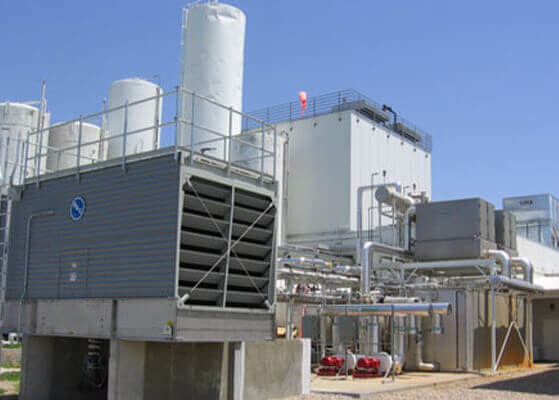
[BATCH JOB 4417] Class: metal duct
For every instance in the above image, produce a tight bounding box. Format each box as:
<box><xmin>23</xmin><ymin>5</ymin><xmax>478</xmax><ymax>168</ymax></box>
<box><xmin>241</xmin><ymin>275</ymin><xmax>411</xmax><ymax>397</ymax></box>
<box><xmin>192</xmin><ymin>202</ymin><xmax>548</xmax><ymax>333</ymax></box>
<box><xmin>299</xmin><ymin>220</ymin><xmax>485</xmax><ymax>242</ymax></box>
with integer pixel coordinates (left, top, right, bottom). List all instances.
<box><xmin>322</xmin><ymin>302</ymin><xmax>452</xmax><ymax>317</ymax></box>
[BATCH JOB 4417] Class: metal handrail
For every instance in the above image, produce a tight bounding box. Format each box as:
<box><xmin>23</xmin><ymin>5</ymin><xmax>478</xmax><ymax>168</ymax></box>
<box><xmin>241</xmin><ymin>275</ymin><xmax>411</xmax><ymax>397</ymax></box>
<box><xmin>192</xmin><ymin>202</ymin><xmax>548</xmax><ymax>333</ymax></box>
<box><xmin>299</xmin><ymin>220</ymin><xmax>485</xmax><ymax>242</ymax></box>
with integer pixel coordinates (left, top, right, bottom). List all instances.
<box><xmin>17</xmin><ymin>85</ymin><xmax>278</xmax><ymax>188</ymax></box>
<box><xmin>246</xmin><ymin>88</ymin><xmax>433</xmax><ymax>153</ymax></box>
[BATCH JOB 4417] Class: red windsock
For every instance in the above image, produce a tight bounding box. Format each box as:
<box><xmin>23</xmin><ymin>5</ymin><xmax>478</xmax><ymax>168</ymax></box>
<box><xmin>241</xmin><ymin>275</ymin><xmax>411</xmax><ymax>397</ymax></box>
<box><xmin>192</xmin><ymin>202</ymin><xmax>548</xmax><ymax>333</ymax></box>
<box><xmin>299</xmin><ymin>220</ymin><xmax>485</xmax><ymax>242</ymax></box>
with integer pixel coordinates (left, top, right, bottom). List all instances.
<box><xmin>298</xmin><ymin>91</ymin><xmax>307</xmax><ymax>116</ymax></box>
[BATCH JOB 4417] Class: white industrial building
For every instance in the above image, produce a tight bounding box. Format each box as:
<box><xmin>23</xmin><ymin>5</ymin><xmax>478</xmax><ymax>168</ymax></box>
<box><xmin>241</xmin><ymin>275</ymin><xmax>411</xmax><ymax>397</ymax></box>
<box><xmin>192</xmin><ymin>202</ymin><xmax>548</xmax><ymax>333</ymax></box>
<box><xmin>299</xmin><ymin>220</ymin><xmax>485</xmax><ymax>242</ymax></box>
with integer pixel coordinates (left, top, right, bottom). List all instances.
<box><xmin>250</xmin><ymin>90</ymin><xmax>432</xmax><ymax>251</ymax></box>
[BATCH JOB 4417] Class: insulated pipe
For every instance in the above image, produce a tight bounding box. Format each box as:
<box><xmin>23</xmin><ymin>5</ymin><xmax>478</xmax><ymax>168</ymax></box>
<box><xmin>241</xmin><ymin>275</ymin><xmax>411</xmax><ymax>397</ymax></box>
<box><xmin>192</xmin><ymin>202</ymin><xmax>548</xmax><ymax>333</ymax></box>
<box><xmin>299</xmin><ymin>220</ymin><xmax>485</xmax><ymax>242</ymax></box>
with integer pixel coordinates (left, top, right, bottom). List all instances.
<box><xmin>356</xmin><ymin>182</ymin><xmax>401</xmax><ymax>263</ymax></box>
<box><xmin>393</xmin><ymin>316</ymin><xmax>407</xmax><ymax>371</ymax></box>
<box><xmin>404</xmin><ymin>205</ymin><xmax>415</xmax><ymax>251</ymax></box>
<box><xmin>416</xmin><ymin>317</ymin><xmax>438</xmax><ymax>371</ymax></box>
<box><xmin>489</xmin><ymin>275</ymin><xmax>543</xmax><ymax>294</ymax></box>
<box><xmin>485</xmin><ymin>249</ymin><xmax>511</xmax><ymax>278</ymax></box>
<box><xmin>322</xmin><ymin>302</ymin><xmax>452</xmax><ymax>317</ymax></box>
<box><xmin>361</xmin><ymin>241</ymin><xmax>409</xmax><ymax>299</ymax></box>
<box><xmin>18</xmin><ymin>209</ymin><xmax>55</xmax><ymax>335</ymax></box>
<box><xmin>371</xmin><ymin>316</ymin><xmax>380</xmax><ymax>353</ymax></box>
<box><xmin>383</xmin><ymin>296</ymin><xmax>420</xmax><ymax>304</ymax></box>
<box><xmin>510</xmin><ymin>257</ymin><xmax>534</xmax><ymax>283</ymax></box>
<box><xmin>278</xmin><ymin>257</ymin><xmax>329</xmax><ymax>266</ymax></box>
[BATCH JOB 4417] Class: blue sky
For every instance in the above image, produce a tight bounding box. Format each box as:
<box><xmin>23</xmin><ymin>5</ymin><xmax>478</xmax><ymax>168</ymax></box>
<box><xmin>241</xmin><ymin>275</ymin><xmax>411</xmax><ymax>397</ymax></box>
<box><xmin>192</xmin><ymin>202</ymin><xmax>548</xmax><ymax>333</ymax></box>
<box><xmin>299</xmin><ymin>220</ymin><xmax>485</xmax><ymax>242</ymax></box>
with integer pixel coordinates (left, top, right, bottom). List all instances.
<box><xmin>1</xmin><ymin>1</ymin><xmax>558</xmax><ymax>206</ymax></box>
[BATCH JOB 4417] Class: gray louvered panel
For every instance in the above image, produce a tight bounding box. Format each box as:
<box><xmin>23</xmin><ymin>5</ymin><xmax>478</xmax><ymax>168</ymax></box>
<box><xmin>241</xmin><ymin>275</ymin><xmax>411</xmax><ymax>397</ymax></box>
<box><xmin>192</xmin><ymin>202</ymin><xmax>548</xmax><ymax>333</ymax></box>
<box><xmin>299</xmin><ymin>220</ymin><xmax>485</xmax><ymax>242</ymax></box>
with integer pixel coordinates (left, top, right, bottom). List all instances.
<box><xmin>181</xmin><ymin>231</ymin><xmax>270</xmax><ymax>258</ymax></box>
<box><xmin>233</xmin><ymin>205</ymin><xmax>274</xmax><ymax>228</ymax></box>
<box><xmin>179</xmin><ymin>286</ymin><xmax>266</xmax><ymax>305</ymax></box>
<box><xmin>183</xmin><ymin>193</ymin><xmax>230</xmax><ymax>219</ymax></box>
<box><xmin>184</xmin><ymin>177</ymin><xmax>230</xmax><ymax>201</ymax></box>
<box><xmin>179</xmin><ymin>249</ymin><xmax>268</xmax><ymax>274</ymax></box>
<box><xmin>182</xmin><ymin>212</ymin><xmax>273</xmax><ymax>244</ymax></box>
<box><xmin>178</xmin><ymin>268</ymin><xmax>268</xmax><ymax>289</ymax></box>
<box><xmin>235</xmin><ymin>189</ymin><xmax>272</xmax><ymax>211</ymax></box>
<box><xmin>181</xmin><ymin>231</ymin><xmax>227</xmax><ymax>253</ymax></box>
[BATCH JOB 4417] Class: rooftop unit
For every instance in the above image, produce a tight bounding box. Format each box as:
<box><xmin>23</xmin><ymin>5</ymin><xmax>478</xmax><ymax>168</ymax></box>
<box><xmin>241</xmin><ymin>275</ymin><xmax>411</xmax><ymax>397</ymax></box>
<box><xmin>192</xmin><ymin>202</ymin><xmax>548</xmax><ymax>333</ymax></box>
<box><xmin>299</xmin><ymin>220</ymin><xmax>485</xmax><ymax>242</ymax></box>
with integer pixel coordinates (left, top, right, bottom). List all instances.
<box><xmin>503</xmin><ymin>193</ymin><xmax>559</xmax><ymax>249</ymax></box>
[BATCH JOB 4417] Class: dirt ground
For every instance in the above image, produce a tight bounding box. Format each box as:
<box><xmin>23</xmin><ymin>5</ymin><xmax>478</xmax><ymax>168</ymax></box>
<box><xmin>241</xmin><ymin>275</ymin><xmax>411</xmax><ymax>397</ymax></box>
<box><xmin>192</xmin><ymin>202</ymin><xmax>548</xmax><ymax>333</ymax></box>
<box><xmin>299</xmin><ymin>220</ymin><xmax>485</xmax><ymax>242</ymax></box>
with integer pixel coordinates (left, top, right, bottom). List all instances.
<box><xmin>285</xmin><ymin>364</ymin><xmax>559</xmax><ymax>400</ymax></box>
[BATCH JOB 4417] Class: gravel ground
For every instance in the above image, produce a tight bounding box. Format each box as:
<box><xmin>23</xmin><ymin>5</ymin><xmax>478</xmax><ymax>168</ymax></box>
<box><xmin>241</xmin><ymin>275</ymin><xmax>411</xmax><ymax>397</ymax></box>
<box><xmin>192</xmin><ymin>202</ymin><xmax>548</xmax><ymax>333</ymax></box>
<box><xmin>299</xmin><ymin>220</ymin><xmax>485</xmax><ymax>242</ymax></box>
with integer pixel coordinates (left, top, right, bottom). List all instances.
<box><xmin>282</xmin><ymin>365</ymin><xmax>559</xmax><ymax>400</ymax></box>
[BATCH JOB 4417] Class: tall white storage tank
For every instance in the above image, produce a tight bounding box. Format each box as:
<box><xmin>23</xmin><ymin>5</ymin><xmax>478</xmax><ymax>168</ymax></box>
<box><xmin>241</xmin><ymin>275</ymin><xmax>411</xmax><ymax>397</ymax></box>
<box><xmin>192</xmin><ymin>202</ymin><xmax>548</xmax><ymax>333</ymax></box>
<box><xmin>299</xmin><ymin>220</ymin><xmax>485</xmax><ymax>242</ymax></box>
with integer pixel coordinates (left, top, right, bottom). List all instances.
<box><xmin>106</xmin><ymin>78</ymin><xmax>162</xmax><ymax>159</ymax></box>
<box><xmin>0</xmin><ymin>102</ymin><xmax>50</xmax><ymax>187</ymax></box>
<box><xmin>180</xmin><ymin>2</ymin><xmax>246</xmax><ymax>158</ymax></box>
<box><xmin>46</xmin><ymin>121</ymin><xmax>101</xmax><ymax>172</ymax></box>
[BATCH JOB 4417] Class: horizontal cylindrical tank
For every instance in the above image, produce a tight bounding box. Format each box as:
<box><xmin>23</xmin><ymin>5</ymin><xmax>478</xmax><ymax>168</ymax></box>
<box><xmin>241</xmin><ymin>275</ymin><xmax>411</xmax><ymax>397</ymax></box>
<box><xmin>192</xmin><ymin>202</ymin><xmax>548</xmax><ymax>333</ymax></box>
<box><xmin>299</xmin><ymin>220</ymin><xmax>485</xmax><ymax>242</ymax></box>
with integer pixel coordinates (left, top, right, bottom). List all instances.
<box><xmin>375</xmin><ymin>186</ymin><xmax>414</xmax><ymax>210</ymax></box>
<box><xmin>47</xmin><ymin>121</ymin><xmax>102</xmax><ymax>172</ymax></box>
<box><xmin>0</xmin><ymin>102</ymin><xmax>50</xmax><ymax>187</ymax></box>
<box><xmin>180</xmin><ymin>2</ymin><xmax>246</xmax><ymax>158</ymax></box>
<box><xmin>106</xmin><ymin>78</ymin><xmax>162</xmax><ymax>159</ymax></box>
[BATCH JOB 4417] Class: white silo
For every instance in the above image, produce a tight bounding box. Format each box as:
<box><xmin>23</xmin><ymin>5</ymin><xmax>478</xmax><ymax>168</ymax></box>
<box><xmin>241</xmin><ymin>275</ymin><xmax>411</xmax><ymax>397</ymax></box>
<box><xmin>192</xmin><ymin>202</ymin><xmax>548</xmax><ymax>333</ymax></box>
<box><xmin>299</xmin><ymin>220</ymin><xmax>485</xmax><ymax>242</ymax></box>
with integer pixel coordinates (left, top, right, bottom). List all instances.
<box><xmin>106</xmin><ymin>78</ymin><xmax>162</xmax><ymax>159</ymax></box>
<box><xmin>0</xmin><ymin>102</ymin><xmax>50</xmax><ymax>187</ymax></box>
<box><xmin>180</xmin><ymin>1</ymin><xmax>246</xmax><ymax>158</ymax></box>
<box><xmin>47</xmin><ymin>121</ymin><xmax>102</xmax><ymax>172</ymax></box>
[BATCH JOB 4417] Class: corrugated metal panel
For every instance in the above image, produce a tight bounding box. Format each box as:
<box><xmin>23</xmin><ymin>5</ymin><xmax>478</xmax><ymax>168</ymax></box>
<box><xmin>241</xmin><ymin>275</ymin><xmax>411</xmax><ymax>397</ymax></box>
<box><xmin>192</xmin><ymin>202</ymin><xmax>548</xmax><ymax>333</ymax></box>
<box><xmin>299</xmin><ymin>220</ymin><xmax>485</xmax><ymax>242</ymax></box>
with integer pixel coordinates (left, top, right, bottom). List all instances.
<box><xmin>6</xmin><ymin>154</ymin><xmax>180</xmax><ymax>299</ymax></box>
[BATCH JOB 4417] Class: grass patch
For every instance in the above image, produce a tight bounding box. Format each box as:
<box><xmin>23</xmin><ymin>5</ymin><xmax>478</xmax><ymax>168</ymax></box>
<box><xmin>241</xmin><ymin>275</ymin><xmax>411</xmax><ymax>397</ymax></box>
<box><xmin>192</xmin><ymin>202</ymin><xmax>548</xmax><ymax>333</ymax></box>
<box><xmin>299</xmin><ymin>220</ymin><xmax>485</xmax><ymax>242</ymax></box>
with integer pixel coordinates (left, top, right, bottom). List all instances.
<box><xmin>0</xmin><ymin>388</ymin><xmax>5</xmax><ymax>394</ymax></box>
<box><xmin>0</xmin><ymin>371</ymin><xmax>20</xmax><ymax>381</ymax></box>
<box><xmin>0</xmin><ymin>361</ymin><xmax>20</xmax><ymax>368</ymax></box>
<box><xmin>1</xmin><ymin>343</ymin><xmax>21</xmax><ymax>349</ymax></box>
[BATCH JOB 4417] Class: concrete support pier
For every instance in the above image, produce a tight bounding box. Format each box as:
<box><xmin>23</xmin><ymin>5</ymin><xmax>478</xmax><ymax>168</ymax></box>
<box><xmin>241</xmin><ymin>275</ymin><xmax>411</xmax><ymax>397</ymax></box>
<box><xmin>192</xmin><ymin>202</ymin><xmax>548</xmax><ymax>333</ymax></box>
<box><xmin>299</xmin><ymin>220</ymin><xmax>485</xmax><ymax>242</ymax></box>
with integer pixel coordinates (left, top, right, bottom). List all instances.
<box><xmin>20</xmin><ymin>335</ymin><xmax>311</xmax><ymax>400</ymax></box>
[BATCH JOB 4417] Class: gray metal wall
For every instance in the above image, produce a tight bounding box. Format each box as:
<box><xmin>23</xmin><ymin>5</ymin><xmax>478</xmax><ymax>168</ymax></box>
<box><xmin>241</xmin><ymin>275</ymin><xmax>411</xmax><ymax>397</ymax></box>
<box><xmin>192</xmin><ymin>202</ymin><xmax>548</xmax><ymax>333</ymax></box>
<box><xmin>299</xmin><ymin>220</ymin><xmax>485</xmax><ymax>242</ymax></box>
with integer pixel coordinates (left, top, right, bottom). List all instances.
<box><xmin>6</xmin><ymin>154</ymin><xmax>180</xmax><ymax>299</ymax></box>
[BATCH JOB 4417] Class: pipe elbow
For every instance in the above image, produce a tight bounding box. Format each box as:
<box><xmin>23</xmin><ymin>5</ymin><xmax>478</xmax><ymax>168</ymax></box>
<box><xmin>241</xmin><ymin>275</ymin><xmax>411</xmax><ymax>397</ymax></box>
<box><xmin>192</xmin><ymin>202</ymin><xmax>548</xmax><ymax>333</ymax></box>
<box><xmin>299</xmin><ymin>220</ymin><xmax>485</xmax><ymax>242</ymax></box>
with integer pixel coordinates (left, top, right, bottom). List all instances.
<box><xmin>511</xmin><ymin>257</ymin><xmax>534</xmax><ymax>283</ymax></box>
<box><xmin>485</xmin><ymin>249</ymin><xmax>511</xmax><ymax>277</ymax></box>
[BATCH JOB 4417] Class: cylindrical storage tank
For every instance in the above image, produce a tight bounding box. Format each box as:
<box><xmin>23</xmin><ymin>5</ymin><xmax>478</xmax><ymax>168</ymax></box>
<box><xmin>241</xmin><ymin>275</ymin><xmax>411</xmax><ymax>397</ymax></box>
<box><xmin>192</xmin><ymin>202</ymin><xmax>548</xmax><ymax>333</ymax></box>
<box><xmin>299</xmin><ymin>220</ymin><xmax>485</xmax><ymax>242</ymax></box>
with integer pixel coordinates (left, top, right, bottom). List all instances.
<box><xmin>0</xmin><ymin>102</ymin><xmax>50</xmax><ymax>187</ymax></box>
<box><xmin>180</xmin><ymin>2</ymin><xmax>246</xmax><ymax>158</ymax></box>
<box><xmin>47</xmin><ymin>121</ymin><xmax>102</xmax><ymax>172</ymax></box>
<box><xmin>106</xmin><ymin>78</ymin><xmax>162</xmax><ymax>159</ymax></box>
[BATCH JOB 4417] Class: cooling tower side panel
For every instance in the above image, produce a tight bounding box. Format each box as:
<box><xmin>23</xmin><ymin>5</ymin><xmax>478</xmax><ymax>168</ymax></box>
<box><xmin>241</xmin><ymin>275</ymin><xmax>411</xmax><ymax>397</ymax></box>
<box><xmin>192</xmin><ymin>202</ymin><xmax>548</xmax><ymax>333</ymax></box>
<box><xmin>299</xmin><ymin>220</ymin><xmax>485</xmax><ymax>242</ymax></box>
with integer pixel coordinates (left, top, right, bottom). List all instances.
<box><xmin>6</xmin><ymin>154</ymin><xmax>180</xmax><ymax>299</ymax></box>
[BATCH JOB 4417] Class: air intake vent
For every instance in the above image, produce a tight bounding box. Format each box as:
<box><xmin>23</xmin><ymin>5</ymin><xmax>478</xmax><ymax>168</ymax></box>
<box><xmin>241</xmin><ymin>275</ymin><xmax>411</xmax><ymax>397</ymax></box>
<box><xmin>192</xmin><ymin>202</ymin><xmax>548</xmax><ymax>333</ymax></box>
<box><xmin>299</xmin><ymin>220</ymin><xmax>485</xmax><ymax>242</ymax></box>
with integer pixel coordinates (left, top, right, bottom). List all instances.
<box><xmin>179</xmin><ymin>176</ymin><xmax>275</xmax><ymax>308</ymax></box>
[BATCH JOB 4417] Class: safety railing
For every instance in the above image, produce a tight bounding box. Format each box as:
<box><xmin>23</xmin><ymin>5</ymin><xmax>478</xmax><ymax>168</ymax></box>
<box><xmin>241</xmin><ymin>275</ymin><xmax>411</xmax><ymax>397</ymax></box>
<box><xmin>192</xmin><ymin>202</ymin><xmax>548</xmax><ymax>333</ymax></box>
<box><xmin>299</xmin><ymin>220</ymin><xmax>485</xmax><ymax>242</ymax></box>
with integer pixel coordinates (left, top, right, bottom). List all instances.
<box><xmin>246</xmin><ymin>88</ymin><xmax>432</xmax><ymax>153</ymax></box>
<box><xmin>17</xmin><ymin>86</ymin><xmax>277</xmax><ymax>189</ymax></box>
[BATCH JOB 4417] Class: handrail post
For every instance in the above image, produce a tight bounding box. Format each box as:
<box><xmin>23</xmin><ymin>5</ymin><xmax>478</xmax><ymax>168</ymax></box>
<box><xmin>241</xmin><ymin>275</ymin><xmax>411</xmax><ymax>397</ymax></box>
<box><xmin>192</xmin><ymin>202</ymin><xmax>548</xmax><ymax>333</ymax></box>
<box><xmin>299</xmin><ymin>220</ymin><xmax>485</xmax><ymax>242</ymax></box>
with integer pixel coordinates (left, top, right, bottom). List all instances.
<box><xmin>22</xmin><ymin>138</ymin><xmax>29</xmax><ymax>189</ymax></box>
<box><xmin>174</xmin><ymin>86</ymin><xmax>181</xmax><ymax>161</ymax></box>
<box><xmin>190</xmin><ymin>92</ymin><xmax>195</xmax><ymax>165</ymax></box>
<box><xmin>153</xmin><ymin>86</ymin><xmax>161</xmax><ymax>151</ymax></box>
<box><xmin>76</xmin><ymin>115</ymin><xmax>83</xmax><ymax>183</ymax></box>
<box><xmin>3</xmin><ymin>137</ymin><xmax>10</xmax><ymax>191</ymax></box>
<box><xmin>272</xmin><ymin>126</ymin><xmax>277</xmax><ymax>182</ymax></box>
<box><xmin>35</xmin><ymin>131</ymin><xmax>41</xmax><ymax>188</ymax></box>
<box><xmin>122</xmin><ymin>101</ymin><xmax>128</xmax><ymax>174</ymax></box>
<box><xmin>227</xmin><ymin>107</ymin><xmax>233</xmax><ymax>176</ymax></box>
<box><xmin>260</xmin><ymin>122</ymin><xmax>265</xmax><ymax>185</ymax></box>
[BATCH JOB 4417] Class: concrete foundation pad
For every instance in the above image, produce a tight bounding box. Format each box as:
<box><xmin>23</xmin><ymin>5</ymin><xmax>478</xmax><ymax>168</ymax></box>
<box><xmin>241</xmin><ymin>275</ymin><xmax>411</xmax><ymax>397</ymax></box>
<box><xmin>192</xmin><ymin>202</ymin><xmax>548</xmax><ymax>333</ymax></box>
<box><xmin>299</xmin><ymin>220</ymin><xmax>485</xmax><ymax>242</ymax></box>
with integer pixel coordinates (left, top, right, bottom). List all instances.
<box><xmin>311</xmin><ymin>372</ymin><xmax>481</xmax><ymax>398</ymax></box>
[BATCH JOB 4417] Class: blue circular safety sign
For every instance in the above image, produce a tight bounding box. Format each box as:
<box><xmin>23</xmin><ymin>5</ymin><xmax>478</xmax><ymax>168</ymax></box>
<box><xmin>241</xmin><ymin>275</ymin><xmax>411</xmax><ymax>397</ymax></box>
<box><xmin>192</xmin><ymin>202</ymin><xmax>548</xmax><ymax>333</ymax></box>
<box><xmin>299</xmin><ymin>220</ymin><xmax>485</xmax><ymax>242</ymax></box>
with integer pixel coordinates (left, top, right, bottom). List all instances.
<box><xmin>70</xmin><ymin>196</ymin><xmax>86</xmax><ymax>221</ymax></box>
